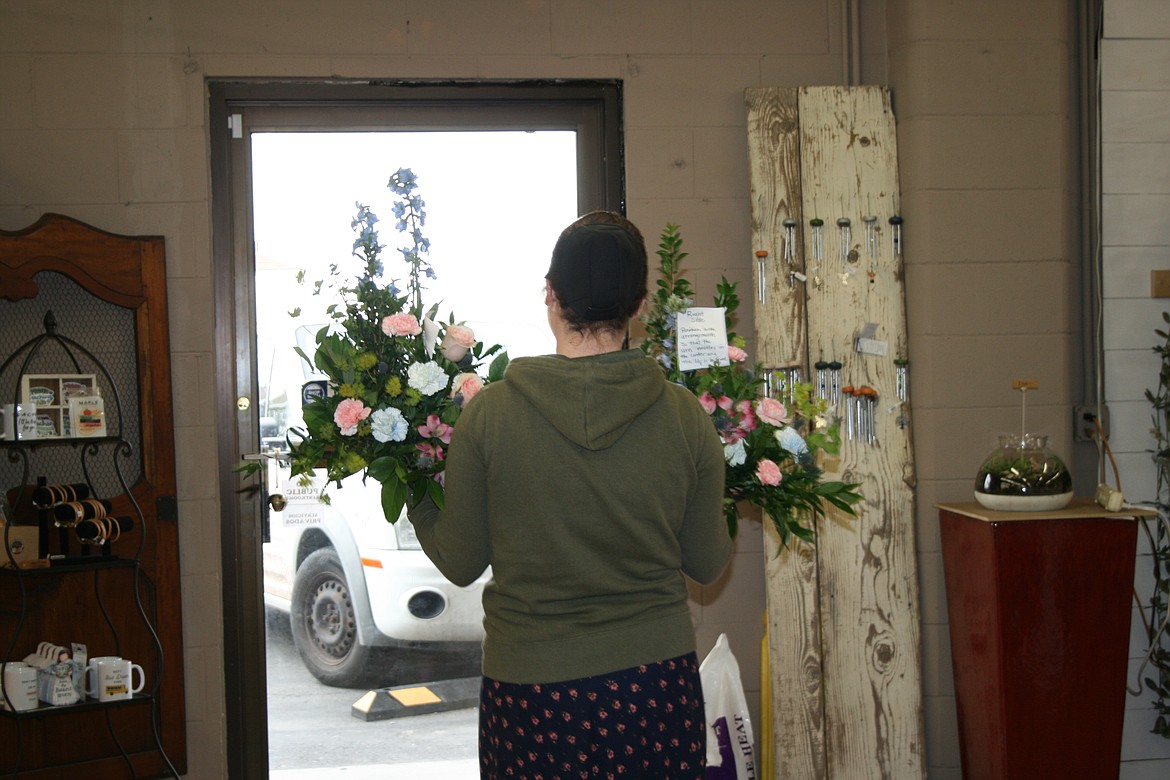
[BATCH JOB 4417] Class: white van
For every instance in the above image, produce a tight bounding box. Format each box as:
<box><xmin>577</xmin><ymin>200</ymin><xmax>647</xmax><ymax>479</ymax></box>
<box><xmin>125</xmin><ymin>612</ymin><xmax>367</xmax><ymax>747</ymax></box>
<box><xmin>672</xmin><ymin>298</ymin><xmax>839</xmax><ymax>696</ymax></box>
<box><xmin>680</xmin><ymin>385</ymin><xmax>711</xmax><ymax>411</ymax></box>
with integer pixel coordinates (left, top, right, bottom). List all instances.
<box><xmin>262</xmin><ymin>460</ymin><xmax>488</xmax><ymax>688</ymax></box>
<box><xmin>258</xmin><ymin>326</ymin><xmax>487</xmax><ymax>688</ymax></box>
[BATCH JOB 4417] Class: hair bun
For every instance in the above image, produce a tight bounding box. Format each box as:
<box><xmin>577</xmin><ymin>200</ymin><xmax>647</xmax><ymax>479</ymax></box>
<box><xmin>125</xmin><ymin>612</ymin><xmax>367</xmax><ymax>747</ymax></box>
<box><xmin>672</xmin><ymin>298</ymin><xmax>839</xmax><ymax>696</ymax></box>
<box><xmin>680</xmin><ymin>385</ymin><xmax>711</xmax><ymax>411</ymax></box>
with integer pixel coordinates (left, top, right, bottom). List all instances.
<box><xmin>546</xmin><ymin>214</ymin><xmax>648</xmax><ymax>323</ymax></box>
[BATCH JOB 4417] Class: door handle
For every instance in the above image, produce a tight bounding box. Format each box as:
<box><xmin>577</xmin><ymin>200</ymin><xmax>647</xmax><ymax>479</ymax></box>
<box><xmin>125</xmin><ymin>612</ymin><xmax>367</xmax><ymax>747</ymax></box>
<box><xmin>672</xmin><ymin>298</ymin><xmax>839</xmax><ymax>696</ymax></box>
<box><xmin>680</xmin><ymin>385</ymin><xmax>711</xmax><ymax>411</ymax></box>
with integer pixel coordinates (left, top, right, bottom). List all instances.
<box><xmin>242</xmin><ymin>449</ymin><xmax>286</xmax><ymax>543</ymax></box>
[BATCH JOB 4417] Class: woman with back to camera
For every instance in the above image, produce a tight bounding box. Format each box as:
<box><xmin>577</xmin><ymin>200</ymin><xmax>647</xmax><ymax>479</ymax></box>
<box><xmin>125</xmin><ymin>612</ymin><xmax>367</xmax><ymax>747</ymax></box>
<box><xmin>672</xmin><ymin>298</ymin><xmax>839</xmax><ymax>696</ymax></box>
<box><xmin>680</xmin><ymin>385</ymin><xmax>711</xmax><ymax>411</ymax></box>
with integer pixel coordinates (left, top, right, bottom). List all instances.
<box><xmin>408</xmin><ymin>210</ymin><xmax>733</xmax><ymax>779</ymax></box>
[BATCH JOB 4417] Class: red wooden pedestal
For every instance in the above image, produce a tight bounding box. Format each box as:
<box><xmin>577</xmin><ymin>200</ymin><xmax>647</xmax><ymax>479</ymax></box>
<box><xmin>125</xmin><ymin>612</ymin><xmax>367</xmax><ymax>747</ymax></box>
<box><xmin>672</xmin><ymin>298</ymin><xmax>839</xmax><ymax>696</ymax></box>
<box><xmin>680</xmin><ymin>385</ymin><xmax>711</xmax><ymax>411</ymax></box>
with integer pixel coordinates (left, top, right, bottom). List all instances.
<box><xmin>938</xmin><ymin>499</ymin><xmax>1148</xmax><ymax>780</ymax></box>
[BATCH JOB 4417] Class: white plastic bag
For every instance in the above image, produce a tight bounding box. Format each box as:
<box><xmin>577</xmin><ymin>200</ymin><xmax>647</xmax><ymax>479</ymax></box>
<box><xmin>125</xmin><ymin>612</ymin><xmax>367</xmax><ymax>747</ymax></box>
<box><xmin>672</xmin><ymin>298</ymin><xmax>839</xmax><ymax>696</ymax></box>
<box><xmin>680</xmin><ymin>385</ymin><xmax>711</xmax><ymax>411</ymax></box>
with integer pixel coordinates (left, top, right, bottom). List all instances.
<box><xmin>700</xmin><ymin>633</ymin><xmax>756</xmax><ymax>779</ymax></box>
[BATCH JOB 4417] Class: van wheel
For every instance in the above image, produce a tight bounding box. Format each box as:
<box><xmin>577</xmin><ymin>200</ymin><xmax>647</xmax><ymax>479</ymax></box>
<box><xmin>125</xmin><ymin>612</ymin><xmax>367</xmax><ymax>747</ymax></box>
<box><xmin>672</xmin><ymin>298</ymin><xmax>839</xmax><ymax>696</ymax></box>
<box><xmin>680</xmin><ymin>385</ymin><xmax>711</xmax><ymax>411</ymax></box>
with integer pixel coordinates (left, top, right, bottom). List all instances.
<box><xmin>290</xmin><ymin>547</ymin><xmax>376</xmax><ymax>688</ymax></box>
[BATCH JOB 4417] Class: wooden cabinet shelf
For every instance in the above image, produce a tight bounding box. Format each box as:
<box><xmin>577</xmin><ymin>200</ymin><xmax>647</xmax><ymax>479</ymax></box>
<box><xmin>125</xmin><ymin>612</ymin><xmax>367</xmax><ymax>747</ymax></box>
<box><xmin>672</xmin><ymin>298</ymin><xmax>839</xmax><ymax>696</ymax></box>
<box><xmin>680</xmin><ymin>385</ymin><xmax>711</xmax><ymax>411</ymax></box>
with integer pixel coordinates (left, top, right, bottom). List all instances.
<box><xmin>0</xmin><ymin>692</ymin><xmax>155</xmax><ymax>721</ymax></box>
<box><xmin>0</xmin><ymin>214</ymin><xmax>185</xmax><ymax>779</ymax></box>
<box><xmin>0</xmin><ymin>555</ymin><xmax>137</xmax><ymax>574</ymax></box>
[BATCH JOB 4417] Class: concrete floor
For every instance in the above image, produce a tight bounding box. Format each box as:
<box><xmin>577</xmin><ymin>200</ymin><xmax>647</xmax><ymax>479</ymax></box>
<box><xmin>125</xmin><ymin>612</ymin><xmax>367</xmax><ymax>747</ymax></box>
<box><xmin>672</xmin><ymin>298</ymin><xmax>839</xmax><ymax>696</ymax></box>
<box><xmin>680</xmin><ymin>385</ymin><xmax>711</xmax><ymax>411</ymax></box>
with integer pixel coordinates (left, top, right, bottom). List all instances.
<box><xmin>270</xmin><ymin>760</ymin><xmax>479</xmax><ymax>779</ymax></box>
<box><xmin>264</xmin><ymin>606</ymin><xmax>480</xmax><ymax>776</ymax></box>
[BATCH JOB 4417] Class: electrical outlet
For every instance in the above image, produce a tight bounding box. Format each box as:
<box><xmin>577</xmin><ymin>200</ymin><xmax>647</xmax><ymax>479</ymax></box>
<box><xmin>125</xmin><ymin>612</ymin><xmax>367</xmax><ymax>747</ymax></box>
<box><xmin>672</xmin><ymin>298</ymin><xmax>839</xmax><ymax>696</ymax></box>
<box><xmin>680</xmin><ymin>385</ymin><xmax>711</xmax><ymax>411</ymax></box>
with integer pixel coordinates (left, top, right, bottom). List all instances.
<box><xmin>1073</xmin><ymin>405</ymin><xmax>1109</xmax><ymax>443</ymax></box>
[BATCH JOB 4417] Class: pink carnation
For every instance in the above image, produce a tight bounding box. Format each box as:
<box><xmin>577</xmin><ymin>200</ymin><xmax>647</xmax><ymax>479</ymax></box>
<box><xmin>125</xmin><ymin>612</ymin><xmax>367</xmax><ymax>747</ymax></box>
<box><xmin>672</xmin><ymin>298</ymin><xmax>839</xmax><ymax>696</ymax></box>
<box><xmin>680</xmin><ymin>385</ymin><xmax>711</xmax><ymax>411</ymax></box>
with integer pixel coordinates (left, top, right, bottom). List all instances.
<box><xmin>441</xmin><ymin>324</ymin><xmax>476</xmax><ymax>362</ymax></box>
<box><xmin>727</xmin><ymin>345</ymin><xmax>748</xmax><ymax>362</ymax></box>
<box><xmin>381</xmin><ymin>312</ymin><xmax>422</xmax><ymax>337</ymax></box>
<box><xmin>755</xmin><ymin>397</ymin><xmax>791</xmax><ymax>427</ymax></box>
<box><xmin>451</xmin><ymin>373</ymin><xmax>484</xmax><ymax>406</ymax></box>
<box><xmin>756</xmin><ymin>458</ymin><xmax>783</xmax><ymax>486</ymax></box>
<box><xmin>333</xmin><ymin>398</ymin><xmax>371</xmax><ymax>436</ymax></box>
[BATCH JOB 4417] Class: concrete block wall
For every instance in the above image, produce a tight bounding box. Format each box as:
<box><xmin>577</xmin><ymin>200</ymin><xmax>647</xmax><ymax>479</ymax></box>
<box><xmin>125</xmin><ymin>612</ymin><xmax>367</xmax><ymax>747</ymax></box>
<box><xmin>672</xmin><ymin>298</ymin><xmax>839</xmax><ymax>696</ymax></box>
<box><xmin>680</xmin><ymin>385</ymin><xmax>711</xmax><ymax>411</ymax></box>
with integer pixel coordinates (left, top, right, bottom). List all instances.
<box><xmin>0</xmin><ymin>4</ymin><xmax>860</xmax><ymax>775</ymax></box>
<box><xmin>886</xmin><ymin>1</ymin><xmax>1084</xmax><ymax>778</ymax></box>
<box><xmin>888</xmin><ymin>0</ymin><xmax>1170</xmax><ymax>776</ymax></box>
<box><xmin>1103</xmin><ymin>1</ymin><xmax>1170</xmax><ymax>777</ymax></box>
<box><xmin>3</xmin><ymin>0</ymin><xmax>1152</xmax><ymax>776</ymax></box>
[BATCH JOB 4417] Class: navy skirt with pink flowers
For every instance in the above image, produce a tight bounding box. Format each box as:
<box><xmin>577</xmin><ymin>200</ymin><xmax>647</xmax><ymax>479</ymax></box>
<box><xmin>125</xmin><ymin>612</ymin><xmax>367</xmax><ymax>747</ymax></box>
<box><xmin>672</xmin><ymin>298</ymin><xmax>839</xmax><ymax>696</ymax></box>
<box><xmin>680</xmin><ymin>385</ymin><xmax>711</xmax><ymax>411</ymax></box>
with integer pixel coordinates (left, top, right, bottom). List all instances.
<box><xmin>478</xmin><ymin>652</ymin><xmax>706</xmax><ymax>779</ymax></box>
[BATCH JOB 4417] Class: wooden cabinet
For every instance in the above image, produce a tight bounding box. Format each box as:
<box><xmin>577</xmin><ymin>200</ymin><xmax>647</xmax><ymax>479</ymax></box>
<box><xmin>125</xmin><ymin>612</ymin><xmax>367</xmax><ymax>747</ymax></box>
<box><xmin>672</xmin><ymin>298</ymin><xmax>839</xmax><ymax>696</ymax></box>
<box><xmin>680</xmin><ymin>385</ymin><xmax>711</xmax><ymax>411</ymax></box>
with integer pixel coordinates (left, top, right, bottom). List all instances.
<box><xmin>0</xmin><ymin>214</ymin><xmax>185</xmax><ymax>778</ymax></box>
<box><xmin>938</xmin><ymin>499</ymin><xmax>1151</xmax><ymax>780</ymax></box>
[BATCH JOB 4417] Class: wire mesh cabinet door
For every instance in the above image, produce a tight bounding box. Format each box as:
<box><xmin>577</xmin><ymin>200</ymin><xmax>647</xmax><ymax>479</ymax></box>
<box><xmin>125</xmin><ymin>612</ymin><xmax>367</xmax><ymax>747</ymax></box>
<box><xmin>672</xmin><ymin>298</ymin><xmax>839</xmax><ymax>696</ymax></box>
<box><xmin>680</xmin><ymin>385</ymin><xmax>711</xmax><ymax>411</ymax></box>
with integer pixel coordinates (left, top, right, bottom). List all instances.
<box><xmin>0</xmin><ymin>213</ymin><xmax>185</xmax><ymax>778</ymax></box>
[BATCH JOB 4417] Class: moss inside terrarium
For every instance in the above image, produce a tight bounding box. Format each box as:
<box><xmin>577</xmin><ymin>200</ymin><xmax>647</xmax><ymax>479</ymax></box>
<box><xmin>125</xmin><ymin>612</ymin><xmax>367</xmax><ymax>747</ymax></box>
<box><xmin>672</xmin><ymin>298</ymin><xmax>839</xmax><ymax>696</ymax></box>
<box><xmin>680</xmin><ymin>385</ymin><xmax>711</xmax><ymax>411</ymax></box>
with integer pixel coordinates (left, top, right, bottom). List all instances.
<box><xmin>974</xmin><ymin>434</ymin><xmax>1072</xmax><ymax>497</ymax></box>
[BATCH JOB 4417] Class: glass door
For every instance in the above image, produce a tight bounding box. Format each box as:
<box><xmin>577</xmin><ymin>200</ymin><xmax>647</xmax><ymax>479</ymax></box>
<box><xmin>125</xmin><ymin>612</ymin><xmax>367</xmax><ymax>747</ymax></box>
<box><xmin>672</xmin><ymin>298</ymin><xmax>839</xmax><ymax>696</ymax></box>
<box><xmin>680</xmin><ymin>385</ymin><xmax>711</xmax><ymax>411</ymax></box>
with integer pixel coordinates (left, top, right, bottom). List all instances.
<box><xmin>209</xmin><ymin>80</ymin><xmax>624</xmax><ymax>778</ymax></box>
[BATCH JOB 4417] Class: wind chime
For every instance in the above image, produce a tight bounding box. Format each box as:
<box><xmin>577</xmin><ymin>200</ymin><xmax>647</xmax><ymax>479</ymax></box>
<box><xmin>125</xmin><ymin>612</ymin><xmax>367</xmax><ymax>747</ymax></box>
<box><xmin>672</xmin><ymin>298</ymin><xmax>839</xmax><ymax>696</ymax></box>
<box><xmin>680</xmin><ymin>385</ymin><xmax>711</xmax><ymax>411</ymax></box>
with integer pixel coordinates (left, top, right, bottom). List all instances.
<box><xmin>837</xmin><ymin>217</ymin><xmax>851</xmax><ymax>260</ymax></box>
<box><xmin>863</xmin><ymin>214</ymin><xmax>878</xmax><ymax>258</ymax></box>
<box><xmin>763</xmin><ymin>366</ymin><xmax>803</xmax><ymax>406</ymax></box>
<box><xmin>766</xmin><ymin>207</ymin><xmax>909</xmax><ymax>448</ymax></box>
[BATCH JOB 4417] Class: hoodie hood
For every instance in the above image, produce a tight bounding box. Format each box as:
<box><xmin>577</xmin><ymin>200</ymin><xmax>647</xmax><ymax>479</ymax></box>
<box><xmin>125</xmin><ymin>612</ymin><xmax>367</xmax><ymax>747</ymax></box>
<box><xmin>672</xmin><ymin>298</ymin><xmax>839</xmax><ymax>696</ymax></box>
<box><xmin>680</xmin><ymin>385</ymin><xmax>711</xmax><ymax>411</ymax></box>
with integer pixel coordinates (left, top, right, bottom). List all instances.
<box><xmin>504</xmin><ymin>350</ymin><xmax>665</xmax><ymax>451</ymax></box>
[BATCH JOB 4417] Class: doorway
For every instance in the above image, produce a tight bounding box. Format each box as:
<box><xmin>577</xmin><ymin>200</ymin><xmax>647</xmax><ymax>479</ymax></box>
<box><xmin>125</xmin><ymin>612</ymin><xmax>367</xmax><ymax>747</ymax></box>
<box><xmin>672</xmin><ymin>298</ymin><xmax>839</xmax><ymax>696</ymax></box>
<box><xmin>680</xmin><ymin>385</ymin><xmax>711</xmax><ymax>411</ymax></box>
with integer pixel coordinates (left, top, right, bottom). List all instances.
<box><xmin>209</xmin><ymin>80</ymin><xmax>624</xmax><ymax>778</ymax></box>
<box><xmin>255</xmin><ymin>130</ymin><xmax>575</xmax><ymax>772</ymax></box>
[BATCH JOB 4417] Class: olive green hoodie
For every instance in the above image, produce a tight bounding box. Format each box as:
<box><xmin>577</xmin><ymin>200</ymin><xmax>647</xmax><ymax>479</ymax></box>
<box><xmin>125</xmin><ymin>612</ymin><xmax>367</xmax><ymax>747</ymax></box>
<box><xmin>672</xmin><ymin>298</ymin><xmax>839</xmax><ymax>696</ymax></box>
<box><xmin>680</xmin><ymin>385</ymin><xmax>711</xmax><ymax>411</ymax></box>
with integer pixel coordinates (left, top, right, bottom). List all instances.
<box><xmin>410</xmin><ymin>349</ymin><xmax>732</xmax><ymax>684</ymax></box>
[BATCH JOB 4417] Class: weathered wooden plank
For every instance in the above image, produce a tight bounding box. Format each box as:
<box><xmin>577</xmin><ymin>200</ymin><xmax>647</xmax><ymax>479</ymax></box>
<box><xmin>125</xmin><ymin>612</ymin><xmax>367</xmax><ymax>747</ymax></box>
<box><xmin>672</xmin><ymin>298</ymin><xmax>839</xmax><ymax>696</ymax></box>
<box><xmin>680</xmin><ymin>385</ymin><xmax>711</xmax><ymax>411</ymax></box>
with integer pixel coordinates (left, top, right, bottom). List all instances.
<box><xmin>761</xmin><ymin>528</ymin><xmax>827</xmax><ymax>777</ymax></box>
<box><xmin>747</xmin><ymin>85</ymin><xmax>924</xmax><ymax>780</ymax></box>
<box><xmin>799</xmin><ymin>84</ymin><xmax>923</xmax><ymax>780</ymax></box>
<box><xmin>746</xmin><ymin>86</ymin><xmax>807</xmax><ymax>368</ymax></box>
<box><xmin>746</xmin><ymin>85</ymin><xmax>826</xmax><ymax>778</ymax></box>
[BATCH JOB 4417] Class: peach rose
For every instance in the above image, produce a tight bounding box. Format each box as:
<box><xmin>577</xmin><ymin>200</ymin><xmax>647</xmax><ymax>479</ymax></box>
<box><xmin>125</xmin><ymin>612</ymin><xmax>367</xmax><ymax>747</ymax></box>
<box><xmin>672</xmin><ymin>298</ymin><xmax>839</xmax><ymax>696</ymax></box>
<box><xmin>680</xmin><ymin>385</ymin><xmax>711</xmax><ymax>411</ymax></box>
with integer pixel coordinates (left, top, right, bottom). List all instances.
<box><xmin>451</xmin><ymin>372</ymin><xmax>484</xmax><ymax>406</ymax></box>
<box><xmin>756</xmin><ymin>458</ymin><xmax>782</xmax><ymax>486</ymax></box>
<box><xmin>727</xmin><ymin>345</ymin><xmax>748</xmax><ymax>362</ymax></box>
<box><xmin>755</xmin><ymin>397</ymin><xmax>790</xmax><ymax>427</ymax></box>
<box><xmin>381</xmin><ymin>313</ymin><xmax>422</xmax><ymax>337</ymax></box>
<box><xmin>441</xmin><ymin>324</ymin><xmax>476</xmax><ymax>362</ymax></box>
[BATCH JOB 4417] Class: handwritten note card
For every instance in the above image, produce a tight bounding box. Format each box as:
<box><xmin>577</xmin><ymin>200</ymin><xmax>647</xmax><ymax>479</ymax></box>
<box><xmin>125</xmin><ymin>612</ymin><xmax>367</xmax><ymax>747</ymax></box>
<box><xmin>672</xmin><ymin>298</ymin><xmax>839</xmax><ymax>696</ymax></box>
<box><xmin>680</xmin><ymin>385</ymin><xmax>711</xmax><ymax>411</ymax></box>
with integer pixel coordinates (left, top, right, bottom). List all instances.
<box><xmin>676</xmin><ymin>308</ymin><xmax>729</xmax><ymax>372</ymax></box>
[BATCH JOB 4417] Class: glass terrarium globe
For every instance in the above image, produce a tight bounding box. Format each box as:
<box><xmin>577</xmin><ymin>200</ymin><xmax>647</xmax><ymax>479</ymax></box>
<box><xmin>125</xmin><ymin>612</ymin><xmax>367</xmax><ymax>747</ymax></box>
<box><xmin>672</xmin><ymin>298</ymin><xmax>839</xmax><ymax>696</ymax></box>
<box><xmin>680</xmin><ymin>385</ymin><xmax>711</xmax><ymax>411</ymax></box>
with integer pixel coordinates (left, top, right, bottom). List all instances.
<box><xmin>973</xmin><ymin>433</ymin><xmax>1073</xmax><ymax>511</ymax></box>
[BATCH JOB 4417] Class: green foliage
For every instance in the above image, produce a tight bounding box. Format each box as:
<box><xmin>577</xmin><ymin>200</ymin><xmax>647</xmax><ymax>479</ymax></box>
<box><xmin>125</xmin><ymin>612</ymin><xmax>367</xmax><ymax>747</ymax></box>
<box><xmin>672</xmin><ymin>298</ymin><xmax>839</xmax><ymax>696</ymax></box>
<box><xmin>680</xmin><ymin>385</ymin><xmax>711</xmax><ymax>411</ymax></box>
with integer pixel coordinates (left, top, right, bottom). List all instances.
<box><xmin>1143</xmin><ymin>311</ymin><xmax>1170</xmax><ymax>739</ymax></box>
<box><xmin>281</xmin><ymin>168</ymin><xmax>506</xmax><ymax>523</ymax></box>
<box><xmin>640</xmin><ymin>223</ymin><xmax>862</xmax><ymax>545</ymax></box>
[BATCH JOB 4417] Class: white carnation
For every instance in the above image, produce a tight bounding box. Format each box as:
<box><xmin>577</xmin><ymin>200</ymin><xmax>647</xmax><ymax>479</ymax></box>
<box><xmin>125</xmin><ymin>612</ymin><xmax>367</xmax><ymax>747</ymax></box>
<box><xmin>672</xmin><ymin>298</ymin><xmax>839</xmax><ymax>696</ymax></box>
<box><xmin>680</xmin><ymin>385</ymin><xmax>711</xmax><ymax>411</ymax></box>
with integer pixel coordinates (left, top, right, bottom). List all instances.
<box><xmin>407</xmin><ymin>361</ymin><xmax>449</xmax><ymax>396</ymax></box>
<box><xmin>724</xmin><ymin>439</ymin><xmax>747</xmax><ymax>466</ymax></box>
<box><xmin>370</xmin><ymin>407</ymin><xmax>408</xmax><ymax>443</ymax></box>
<box><xmin>776</xmin><ymin>426</ymin><xmax>809</xmax><ymax>456</ymax></box>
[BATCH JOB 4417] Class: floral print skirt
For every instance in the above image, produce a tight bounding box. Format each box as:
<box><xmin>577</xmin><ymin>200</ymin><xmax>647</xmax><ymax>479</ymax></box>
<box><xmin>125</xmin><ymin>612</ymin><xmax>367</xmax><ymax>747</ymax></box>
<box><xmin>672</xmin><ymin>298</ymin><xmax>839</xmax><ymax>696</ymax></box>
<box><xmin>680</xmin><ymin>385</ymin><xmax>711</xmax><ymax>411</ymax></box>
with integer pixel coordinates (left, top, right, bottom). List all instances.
<box><xmin>478</xmin><ymin>652</ymin><xmax>706</xmax><ymax>779</ymax></box>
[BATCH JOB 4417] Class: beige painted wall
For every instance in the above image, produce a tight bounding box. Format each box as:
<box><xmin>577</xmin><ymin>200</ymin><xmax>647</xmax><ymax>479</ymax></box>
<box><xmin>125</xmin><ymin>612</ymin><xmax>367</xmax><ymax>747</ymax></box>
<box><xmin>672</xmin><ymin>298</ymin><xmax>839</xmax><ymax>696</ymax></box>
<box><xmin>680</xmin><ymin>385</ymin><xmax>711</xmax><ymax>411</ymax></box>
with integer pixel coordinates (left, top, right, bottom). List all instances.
<box><xmin>2</xmin><ymin>1</ymin><xmax>1146</xmax><ymax>777</ymax></box>
<box><xmin>887</xmin><ymin>2</ymin><xmax>1082</xmax><ymax>777</ymax></box>
<box><xmin>891</xmin><ymin>0</ymin><xmax>1170</xmax><ymax>777</ymax></box>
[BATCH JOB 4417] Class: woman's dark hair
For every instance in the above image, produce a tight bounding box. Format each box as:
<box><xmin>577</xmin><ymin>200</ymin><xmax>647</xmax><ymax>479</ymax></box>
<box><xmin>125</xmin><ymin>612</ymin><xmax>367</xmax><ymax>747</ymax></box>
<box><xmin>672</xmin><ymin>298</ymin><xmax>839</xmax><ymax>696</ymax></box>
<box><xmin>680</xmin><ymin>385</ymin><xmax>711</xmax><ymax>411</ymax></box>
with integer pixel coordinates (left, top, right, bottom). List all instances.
<box><xmin>545</xmin><ymin>211</ymin><xmax>648</xmax><ymax>335</ymax></box>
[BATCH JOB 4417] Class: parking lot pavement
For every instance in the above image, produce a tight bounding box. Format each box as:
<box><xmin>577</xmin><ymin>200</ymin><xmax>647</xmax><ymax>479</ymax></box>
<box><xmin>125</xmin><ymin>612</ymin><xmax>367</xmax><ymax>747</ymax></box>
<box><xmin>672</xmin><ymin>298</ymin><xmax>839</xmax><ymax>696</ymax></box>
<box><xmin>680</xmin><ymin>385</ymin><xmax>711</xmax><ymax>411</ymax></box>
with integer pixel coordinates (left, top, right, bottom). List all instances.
<box><xmin>265</xmin><ymin>606</ymin><xmax>480</xmax><ymax>773</ymax></box>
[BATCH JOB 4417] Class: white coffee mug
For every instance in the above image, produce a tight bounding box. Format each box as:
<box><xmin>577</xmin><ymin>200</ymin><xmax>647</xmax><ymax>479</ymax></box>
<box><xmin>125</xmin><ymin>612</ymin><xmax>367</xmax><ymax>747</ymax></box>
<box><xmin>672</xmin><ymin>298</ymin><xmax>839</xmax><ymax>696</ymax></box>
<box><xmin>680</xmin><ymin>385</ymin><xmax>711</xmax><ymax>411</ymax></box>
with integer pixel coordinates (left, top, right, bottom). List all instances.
<box><xmin>84</xmin><ymin>656</ymin><xmax>122</xmax><ymax>699</ymax></box>
<box><xmin>2</xmin><ymin>661</ymin><xmax>39</xmax><ymax>711</ymax></box>
<box><xmin>84</xmin><ymin>655</ymin><xmax>120</xmax><ymax>684</ymax></box>
<box><xmin>85</xmin><ymin>657</ymin><xmax>144</xmax><ymax>702</ymax></box>
<box><xmin>0</xmin><ymin>403</ymin><xmax>37</xmax><ymax>441</ymax></box>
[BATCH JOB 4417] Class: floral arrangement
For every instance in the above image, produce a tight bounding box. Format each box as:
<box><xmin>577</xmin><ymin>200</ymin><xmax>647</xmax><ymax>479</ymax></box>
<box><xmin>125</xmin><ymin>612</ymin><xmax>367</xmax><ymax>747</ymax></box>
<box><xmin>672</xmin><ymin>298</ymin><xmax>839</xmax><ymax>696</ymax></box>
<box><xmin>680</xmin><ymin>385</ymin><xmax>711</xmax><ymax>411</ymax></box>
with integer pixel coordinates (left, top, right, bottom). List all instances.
<box><xmin>284</xmin><ymin>168</ymin><xmax>508</xmax><ymax>522</ymax></box>
<box><xmin>640</xmin><ymin>223</ymin><xmax>862</xmax><ymax>544</ymax></box>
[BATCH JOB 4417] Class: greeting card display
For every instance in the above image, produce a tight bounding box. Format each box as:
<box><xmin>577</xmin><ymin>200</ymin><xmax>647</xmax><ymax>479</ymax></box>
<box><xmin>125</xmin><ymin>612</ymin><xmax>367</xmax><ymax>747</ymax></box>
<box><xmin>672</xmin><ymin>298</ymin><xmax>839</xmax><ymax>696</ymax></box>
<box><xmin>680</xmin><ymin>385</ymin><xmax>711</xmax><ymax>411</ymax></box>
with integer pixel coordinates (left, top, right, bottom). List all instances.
<box><xmin>18</xmin><ymin>374</ymin><xmax>100</xmax><ymax>439</ymax></box>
